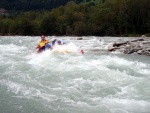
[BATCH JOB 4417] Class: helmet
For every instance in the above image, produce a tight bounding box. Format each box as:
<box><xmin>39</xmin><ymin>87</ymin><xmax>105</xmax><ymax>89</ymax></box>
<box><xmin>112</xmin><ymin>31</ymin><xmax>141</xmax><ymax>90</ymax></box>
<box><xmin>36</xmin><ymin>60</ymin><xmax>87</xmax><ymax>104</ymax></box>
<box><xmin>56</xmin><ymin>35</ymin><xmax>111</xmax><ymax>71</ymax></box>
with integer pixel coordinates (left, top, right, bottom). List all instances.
<box><xmin>57</xmin><ymin>40</ymin><xmax>61</xmax><ymax>43</ymax></box>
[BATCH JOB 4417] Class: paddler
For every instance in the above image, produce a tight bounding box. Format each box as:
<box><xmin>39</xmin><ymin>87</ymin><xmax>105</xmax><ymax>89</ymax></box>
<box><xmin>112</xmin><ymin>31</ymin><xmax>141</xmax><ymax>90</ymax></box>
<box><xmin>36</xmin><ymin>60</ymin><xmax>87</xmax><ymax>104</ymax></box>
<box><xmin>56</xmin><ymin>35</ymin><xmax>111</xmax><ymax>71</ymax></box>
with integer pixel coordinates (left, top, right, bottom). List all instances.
<box><xmin>36</xmin><ymin>35</ymin><xmax>52</xmax><ymax>53</ymax></box>
<box><xmin>52</xmin><ymin>39</ymin><xmax>66</xmax><ymax>46</ymax></box>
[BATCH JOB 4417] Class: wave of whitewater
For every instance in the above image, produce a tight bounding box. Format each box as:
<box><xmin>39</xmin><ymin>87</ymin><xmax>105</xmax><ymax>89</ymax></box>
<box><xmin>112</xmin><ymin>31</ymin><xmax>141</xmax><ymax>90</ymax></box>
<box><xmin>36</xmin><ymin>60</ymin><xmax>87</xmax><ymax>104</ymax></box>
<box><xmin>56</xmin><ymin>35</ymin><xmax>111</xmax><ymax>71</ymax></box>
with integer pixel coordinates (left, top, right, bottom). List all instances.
<box><xmin>0</xmin><ymin>36</ymin><xmax>150</xmax><ymax>113</ymax></box>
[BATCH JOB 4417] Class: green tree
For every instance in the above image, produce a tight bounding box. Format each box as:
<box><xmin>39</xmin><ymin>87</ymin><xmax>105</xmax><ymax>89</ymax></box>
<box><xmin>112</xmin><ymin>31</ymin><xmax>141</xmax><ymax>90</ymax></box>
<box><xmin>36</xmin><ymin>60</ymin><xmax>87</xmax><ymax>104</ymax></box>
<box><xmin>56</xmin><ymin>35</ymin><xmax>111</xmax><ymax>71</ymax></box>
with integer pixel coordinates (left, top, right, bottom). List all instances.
<box><xmin>40</xmin><ymin>13</ymin><xmax>57</xmax><ymax>35</ymax></box>
<box><xmin>126</xmin><ymin>0</ymin><xmax>150</xmax><ymax>34</ymax></box>
<box><xmin>0</xmin><ymin>18</ymin><xmax>14</xmax><ymax>35</ymax></box>
<box><xmin>74</xmin><ymin>21</ymin><xmax>86</xmax><ymax>35</ymax></box>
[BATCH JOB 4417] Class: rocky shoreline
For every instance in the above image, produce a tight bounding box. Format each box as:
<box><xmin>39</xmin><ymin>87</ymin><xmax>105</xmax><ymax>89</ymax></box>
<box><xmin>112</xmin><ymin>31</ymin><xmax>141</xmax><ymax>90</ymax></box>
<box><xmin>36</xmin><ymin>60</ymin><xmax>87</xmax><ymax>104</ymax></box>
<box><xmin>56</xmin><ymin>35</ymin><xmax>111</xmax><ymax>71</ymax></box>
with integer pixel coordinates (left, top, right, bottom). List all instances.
<box><xmin>108</xmin><ymin>37</ymin><xmax>150</xmax><ymax>56</ymax></box>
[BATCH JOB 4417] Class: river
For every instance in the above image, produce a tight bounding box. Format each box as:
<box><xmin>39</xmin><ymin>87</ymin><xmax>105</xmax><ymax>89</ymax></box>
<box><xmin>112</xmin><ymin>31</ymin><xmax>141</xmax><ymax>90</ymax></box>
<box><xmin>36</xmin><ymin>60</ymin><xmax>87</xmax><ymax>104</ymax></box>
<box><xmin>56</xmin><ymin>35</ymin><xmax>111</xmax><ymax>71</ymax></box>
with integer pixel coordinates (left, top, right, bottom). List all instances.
<box><xmin>0</xmin><ymin>36</ymin><xmax>150</xmax><ymax>113</ymax></box>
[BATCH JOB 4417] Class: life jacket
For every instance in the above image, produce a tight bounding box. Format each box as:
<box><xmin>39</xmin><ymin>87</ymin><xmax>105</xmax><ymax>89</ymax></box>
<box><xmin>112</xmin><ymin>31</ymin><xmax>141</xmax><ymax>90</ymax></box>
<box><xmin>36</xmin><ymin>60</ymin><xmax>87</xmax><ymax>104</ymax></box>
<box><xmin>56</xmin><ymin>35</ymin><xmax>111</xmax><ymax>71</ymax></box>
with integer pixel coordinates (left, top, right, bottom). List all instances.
<box><xmin>38</xmin><ymin>39</ymin><xmax>49</xmax><ymax>47</ymax></box>
<box><xmin>37</xmin><ymin>39</ymin><xmax>49</xmax><ymax>53</ymax></box>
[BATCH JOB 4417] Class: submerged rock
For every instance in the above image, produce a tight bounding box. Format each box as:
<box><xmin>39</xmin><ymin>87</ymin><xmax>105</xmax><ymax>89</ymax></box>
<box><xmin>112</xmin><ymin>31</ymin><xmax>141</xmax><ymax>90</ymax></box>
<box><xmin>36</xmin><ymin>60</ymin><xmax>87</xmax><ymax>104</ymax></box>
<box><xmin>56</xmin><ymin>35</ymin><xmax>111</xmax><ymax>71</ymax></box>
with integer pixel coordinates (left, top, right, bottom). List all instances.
<box><xmin>77</xmin><ymin>37</ymin><xmax>83</xmax><ymax>40</ymax></box>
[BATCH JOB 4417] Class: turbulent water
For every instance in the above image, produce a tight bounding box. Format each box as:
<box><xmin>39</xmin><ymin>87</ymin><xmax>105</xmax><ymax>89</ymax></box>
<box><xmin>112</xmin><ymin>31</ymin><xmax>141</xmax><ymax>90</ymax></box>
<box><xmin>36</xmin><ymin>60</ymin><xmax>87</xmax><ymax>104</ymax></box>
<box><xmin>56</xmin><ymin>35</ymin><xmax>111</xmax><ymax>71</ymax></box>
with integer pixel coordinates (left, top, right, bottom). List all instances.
<box><xmin>0</xmin><ymin>36</ymin><xmax>150</xmax><ymax>113</ymax></box>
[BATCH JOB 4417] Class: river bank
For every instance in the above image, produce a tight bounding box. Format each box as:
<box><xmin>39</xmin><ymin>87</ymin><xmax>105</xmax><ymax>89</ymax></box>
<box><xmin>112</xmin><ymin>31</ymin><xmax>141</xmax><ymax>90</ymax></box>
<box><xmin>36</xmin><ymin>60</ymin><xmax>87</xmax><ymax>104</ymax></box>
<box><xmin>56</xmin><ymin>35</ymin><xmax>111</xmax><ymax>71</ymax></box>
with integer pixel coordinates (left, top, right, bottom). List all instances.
<box><xmin>107</xmin><ymin>36</ymin><xmax>150</xmax><ymax>56</ymax></box>
<box><xmin>76</xmin><ymin>36</ymin><xmax>150</xmax><ymax>56</ymax></box>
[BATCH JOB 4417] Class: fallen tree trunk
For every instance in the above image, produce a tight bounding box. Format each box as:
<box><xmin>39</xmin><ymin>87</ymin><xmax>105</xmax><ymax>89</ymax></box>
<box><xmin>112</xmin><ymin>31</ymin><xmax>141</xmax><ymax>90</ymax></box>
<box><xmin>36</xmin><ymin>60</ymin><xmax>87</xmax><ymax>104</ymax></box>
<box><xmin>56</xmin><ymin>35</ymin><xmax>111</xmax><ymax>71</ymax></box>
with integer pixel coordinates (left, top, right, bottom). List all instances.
<box><xmin>142</xmin><ymin>41</ymin><xmax>150</xmax><ymax>44</ymax></box>
<box><xmin>113</xmin><ymin>39</ymin><xmax>144</xmax><ymax>47</ymax></box>
<box><xmin>131</xmin><ymin>39</ymin><xmax>144</xmax><ymax>42</ymax></box>
<box><xmin>113</xmin><ymin>42</ymin><xmax>127</xmax><ymax>47</ymax></box>
<box><xmin>108</xmin><ymin>47</ymin><xmax>119</xmax><ymax>51</ymax></box>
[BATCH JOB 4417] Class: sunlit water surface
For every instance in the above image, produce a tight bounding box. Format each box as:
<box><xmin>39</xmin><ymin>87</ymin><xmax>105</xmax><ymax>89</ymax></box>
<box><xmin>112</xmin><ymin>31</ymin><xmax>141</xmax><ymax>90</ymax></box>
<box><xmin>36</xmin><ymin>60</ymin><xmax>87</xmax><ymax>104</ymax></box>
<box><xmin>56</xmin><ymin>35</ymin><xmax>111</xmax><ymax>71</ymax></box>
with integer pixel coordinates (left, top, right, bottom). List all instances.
<box><xmin>0</xmin><ymin>36</ymin><xmax>150</xmax><ymax>113</ymax></box>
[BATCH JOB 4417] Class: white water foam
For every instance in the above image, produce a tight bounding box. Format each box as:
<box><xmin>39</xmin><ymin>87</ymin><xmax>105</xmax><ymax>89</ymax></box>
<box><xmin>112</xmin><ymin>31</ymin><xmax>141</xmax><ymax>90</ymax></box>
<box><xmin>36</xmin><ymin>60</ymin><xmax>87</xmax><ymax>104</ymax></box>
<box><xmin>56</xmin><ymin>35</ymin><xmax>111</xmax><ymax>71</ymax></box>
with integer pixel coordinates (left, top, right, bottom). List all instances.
<box><xmin>0</xmin><ymin>36</ymin><xmax>150</xmax><ymax>113</ymax></box>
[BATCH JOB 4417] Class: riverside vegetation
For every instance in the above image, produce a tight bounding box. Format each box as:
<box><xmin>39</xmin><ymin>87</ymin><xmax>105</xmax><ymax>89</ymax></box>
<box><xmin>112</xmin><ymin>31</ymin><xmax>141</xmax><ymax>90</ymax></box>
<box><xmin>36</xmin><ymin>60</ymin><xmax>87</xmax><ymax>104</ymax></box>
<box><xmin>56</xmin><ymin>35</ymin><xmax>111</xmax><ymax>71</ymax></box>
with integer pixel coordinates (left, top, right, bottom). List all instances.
<box><xmin>0</xmin><ymin>0</ymin><xmax>150</xmax><ymax>36</ymax></box>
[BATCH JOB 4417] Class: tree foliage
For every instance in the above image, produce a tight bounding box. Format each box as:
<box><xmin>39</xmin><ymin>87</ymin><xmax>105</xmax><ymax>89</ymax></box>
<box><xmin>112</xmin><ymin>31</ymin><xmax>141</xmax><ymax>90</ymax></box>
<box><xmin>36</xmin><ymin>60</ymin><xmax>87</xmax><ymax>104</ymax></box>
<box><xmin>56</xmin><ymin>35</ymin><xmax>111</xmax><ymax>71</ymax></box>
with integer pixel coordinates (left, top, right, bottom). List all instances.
<box><xmin>0</xmin><ymin>0</ymin><xmax>149</xmax><ymax>36</ymax></box>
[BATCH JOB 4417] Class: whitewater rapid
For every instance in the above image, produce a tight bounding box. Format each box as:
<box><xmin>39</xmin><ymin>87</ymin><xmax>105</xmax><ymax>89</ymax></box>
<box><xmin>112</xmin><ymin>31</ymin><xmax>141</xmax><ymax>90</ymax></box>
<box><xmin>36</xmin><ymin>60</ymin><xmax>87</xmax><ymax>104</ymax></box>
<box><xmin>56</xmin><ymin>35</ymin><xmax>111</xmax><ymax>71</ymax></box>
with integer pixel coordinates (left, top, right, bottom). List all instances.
<box><xmin>0</xmin><ymin>36</ymin><xmax>150</xmax><ymax>113</ymax></box>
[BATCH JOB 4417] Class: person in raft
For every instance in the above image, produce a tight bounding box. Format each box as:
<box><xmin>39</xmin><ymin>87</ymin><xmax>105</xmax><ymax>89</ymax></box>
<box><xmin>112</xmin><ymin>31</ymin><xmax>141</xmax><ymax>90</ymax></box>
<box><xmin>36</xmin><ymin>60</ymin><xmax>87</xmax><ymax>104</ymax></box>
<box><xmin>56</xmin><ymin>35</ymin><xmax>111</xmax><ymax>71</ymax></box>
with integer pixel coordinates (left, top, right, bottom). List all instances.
<box><xmin>36</xmin><ymin>35</ymin><xmax>52</xmax><ymax>53</ymax></box>
<box><xmin>52</xmin><ymin>39</ymin><xmax>66</xmax><ymax>46</ymax></box>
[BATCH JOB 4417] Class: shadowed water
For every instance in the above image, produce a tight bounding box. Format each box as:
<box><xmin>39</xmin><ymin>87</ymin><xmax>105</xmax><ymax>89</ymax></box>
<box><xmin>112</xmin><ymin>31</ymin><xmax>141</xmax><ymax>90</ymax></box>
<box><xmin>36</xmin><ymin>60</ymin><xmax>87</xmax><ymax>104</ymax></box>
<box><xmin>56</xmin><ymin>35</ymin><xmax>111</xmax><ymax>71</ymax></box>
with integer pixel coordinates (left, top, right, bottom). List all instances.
<box><xmin>0</xmin><ymin>36</ymin><xmax>150</xmax><ymax>113</ymax></box>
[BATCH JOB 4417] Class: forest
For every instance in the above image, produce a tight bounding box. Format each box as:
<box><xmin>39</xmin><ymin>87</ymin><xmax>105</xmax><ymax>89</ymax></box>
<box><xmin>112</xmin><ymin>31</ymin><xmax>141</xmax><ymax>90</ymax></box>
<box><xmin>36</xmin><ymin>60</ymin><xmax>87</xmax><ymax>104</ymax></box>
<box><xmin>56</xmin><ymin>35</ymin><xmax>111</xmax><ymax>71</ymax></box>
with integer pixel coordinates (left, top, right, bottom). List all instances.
<box><xmin>0</xmin><ymin>0</ymin><xmax>104</xmax><ymax>11</ymax></box>
<box><xmin>0</xmin><ymin>0</ymin><xmax>150</xmax><ymax>36</ymax></box>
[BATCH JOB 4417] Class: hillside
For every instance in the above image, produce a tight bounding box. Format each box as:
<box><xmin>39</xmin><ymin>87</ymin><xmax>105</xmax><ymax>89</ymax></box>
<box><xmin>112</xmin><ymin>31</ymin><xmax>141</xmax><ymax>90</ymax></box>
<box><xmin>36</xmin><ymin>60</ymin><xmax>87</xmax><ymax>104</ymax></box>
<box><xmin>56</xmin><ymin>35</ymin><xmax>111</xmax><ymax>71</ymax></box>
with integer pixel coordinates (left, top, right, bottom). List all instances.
<box><xmin>0</xmin><ymin>0</ymin><xmax>105</xmax><ymax>12</ymax></box>
<box><xmin>0</xmin><ymin>0</ymin><xmax>73</xmax><ymax>11</ymax></box>
<box><xmin>0</xmin><ymin>0</ymin><xmax>149</xmax><ymax>36</ymax></box>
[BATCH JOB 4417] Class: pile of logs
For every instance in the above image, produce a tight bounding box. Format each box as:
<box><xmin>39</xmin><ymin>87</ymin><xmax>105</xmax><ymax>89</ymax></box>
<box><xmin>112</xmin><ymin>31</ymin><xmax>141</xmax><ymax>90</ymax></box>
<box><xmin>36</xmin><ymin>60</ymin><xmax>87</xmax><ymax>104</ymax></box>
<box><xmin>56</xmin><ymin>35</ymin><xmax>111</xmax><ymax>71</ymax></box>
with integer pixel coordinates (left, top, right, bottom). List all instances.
<box><xmin>108</xmin><ymin>38</ymin><xmax>150</xmax><ymax>56</ymax></box>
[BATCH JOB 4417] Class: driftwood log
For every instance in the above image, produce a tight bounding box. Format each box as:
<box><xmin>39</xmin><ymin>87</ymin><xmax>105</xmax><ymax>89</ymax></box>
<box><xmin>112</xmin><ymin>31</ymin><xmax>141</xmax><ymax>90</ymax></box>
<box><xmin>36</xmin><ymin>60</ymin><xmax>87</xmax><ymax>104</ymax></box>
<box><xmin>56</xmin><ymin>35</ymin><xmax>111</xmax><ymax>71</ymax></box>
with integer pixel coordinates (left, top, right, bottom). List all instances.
<box><xmin>108</xmin><ymin>38</ymin><xmax>150</xmax><ymax>56</ymax></box>
<box><xmin>113</xmin><ymin>42</ymin><xmax>127</xmax><ymax>47</ymax></box>
<box><xmin>142</xmin><ymin>41</ymin><xmax>150</xmax><ymax>44</ymax></box>
<box><xmin>113</xmin><ymin>39</ymin><xmax>144</xmax><ymax>47</ymax></box>
<box><xmin>131</xmin><ymin>39</ymin><xmax>144</xmax><ymax>42</ymax></box>
<box><xmin>108</xmin><ymin>47</ymin><xmax>119</xmax><ymax>51</ymax></box>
